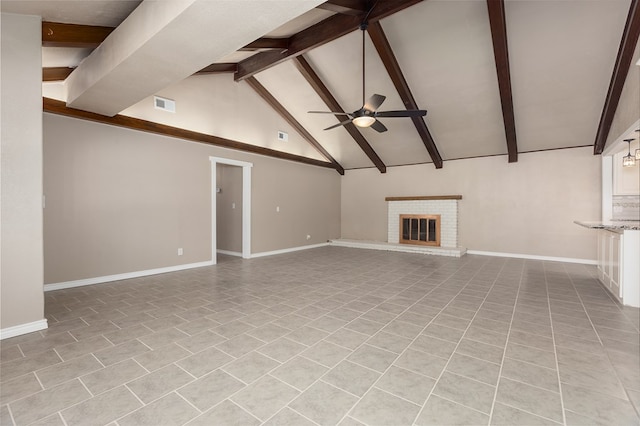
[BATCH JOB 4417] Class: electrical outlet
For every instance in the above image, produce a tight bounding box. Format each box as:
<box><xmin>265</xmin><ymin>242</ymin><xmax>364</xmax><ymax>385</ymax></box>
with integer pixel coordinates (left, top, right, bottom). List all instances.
<box><xmin>232</xmin><ymin>202</ymin><xmax>236</xmax><ymax>209</ymax></box>
<box><xmin>306</xmin><ymin>235</ymin><xmax>311</xmax><ymax>240</ymax></box>
<box><xmin>276</xmin><ymin>206</ymin><xmax>280</xmax><ymax>212</ymax></box>
<box><xmin>178</xmin><ymin>248</ymin><xmax>183</xmax><ymax>256</ymax></box>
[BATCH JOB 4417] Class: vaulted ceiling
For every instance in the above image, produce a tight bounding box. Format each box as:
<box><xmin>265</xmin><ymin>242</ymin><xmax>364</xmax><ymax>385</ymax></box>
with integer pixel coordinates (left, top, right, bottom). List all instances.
<box><xmin>3</xmin><ymin>0</ymin><xmax>639</xmax><ymax>174</ymax></box>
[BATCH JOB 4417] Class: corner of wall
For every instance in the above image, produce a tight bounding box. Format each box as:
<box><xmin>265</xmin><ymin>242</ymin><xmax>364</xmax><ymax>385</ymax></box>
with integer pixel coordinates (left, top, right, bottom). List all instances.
<box><xmin>0</xmin><ymin>13</ymin><xmax>46</xmax><ymax>335</ymax></box>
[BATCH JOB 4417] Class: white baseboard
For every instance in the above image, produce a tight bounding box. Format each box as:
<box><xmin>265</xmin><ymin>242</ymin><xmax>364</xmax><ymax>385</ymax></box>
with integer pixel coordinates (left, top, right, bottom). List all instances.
<box><xmin>330</xmin><ymin>239</ymin><xmax>465</xmax><ymax>257</ymax></box>
<box><xmin>217</xmin><ymin>250</ymin><xmax>242</xmax><ymax>257</ymax></box>
<box><xmin>466</xmin><ymin>250</ymin><xmax>597</xmax><ymax>265</ymax></box>
<box><xmin>1</xmin><ymin>319</ymin><xmax>48</xmax><ymax>340</ymax></box>
<box><xmin>251</xmin><ymin>242</ymin><xmax>329</xmax><ymax>258</ymax></box>
<box><xmin>44</xmin><ymin>260</ymin><xmax>215</xmax><ymax>292</ymax></box>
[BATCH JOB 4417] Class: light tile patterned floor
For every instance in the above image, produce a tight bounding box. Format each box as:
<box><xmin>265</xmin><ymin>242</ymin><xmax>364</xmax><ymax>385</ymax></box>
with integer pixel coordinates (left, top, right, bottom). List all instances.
<box><xmin>1</xmin><ymin>247</ymin><xmax>639</xmax><ymax>425</ymax></box>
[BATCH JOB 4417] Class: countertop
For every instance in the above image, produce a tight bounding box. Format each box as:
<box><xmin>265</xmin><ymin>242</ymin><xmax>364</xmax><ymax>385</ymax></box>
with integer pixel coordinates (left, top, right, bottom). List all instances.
<box><xmin>574</xmin><ymin>220</ymin><xmax>640</xmax><ymax>231</ymax></box>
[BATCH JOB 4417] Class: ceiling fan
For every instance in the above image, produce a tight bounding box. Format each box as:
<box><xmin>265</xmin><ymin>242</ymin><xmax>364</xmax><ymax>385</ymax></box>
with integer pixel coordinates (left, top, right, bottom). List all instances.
<box><xmin>308</xmin><ymin>20</ymin><xmax>427</xmax><ymax>133</ymax></box>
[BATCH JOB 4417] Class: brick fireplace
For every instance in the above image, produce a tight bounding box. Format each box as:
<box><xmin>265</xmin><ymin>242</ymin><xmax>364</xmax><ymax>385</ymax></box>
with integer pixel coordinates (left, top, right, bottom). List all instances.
<box><xmin>387</xmin><ymin>195</ymin><xmax>461</xmax><ymax>248</ymax></box>
<box><xmin>331</xmin><ymin>195</ymin><xmax>465</xmax><ymax>257</ymax></box>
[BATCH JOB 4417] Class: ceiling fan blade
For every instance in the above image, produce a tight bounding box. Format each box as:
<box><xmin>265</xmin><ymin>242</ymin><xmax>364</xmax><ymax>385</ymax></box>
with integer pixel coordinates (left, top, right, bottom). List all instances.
<box><xmin>308</xmin><ymin>111</ymin><xmax>351</xmax><ymax>116</ymax></box>
<box><xmin>375</xmin><ymin>110</ymin><xmax>427</xmax><ymax>118</ymax></box>
<box><xmin>370</xmin><ymin>120</ymin><xmax>388</xmax><ymax>133</ymax></box>
<box><xmin>324</xmin><ymin>118</ymin><xmax>353</xmax><ymax>131</ymax></box>
<box><xmin>363</xmin><ymin>94</ymin><xmax>386</xmax><ymax>112</ymax></box>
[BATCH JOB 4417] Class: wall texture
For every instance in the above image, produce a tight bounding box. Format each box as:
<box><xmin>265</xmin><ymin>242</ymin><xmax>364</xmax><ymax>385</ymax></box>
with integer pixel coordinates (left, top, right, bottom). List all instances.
<box><xmin>43</xmin><ymin>113</ymin><xmax>341</xmax><ymax>284</ymax></box>
<box><xmin>1</xmin><ymin>14</ymin><xmax>45</xmax><ymax>332</ymax></box>
<box><xmin>341</xmin><ymin>147</ymin><xmax>601</xmax><ymax>261</ymax></box>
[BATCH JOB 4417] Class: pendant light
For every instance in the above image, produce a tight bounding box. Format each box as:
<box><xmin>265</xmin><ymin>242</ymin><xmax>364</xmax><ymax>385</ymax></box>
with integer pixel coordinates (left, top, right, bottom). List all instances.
<box><xmin>635</xmin><ymin>130</ymin><xmax>640</xmax><ymax>160</ymax></box>
<box><xmin>622</xmin><ymin>138</ymin><xmax>636</xmax><ymax>167</ymax></box>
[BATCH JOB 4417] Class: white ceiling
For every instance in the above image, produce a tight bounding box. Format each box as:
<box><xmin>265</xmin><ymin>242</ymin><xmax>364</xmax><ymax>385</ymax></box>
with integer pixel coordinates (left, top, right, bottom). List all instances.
<box><xmin>63</xmin><ymin>0</ymin><xmax>325</xmax><ymax>116</ymax></box>
<box><xmin>1</xmin><ymin>0</ymin><xmax>141</xmax><ymax>26</ymax></box>
<box><xmin>3</xmin><ymin>0</ymin><xmax>638</xmax><ymax>170</ymax></box>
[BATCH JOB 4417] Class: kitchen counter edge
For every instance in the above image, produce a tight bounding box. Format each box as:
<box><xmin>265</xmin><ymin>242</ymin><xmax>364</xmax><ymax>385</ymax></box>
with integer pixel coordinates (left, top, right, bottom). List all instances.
<box><xmin>574</xmin><ymin>220</ymin><xmax>640</xmax><ymax>231</ymax></box>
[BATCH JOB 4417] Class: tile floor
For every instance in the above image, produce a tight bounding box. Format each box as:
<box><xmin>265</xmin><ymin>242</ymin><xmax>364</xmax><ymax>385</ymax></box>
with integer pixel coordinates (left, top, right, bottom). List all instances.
<box><xmin>1</xmin><ymin>247</ymin><xmax>639</xmax><ymax>425</ymax></box>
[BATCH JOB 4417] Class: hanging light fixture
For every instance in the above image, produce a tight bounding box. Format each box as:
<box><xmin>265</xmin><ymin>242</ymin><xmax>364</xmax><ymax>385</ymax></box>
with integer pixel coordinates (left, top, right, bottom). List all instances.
<box><xmin>635</xmin><ymin>130</ymin><xmax>640</xmax><ymax>160</ymax></box>
<box><xmin>622</xmin><ymin>138</ymin><xmax>636</xmax><ymax>167</ymax></box>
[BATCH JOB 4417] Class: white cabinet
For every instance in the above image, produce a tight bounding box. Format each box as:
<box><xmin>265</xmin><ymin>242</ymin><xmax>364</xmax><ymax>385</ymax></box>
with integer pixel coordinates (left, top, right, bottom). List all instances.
<box><xmin>597</xmin><ymin>229</ymin><xmax>640</xmax><ymax>307</ymax></box>
<box><xmin>598</xmin><ymin>230</ymin><xmax>622</xmax><ymax>301</ymax></box>
<box><xmin>610</xmin><ymin>231</ymin><xmax>621</xmax><ymax>298</ymax></box>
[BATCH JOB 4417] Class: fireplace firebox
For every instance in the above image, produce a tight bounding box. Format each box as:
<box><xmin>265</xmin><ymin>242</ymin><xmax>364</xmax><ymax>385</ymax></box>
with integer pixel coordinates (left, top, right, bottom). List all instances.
<box><xmin>399</xmin><ymin>214</ymin><xmax>441</xmax><ymax>246</ymax></box>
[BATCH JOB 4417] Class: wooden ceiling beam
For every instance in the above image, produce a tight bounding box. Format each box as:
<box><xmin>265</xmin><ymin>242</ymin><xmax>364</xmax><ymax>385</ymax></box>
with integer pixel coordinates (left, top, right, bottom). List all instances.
<box><xmin>367</xmin><ymin>21</ymin><xmax>443</xmax><ymax>169</ymax></box>
<box><xmin>42</xmin><ymin>21</ymin><xmax>113</xmax><ymax>48</ymax></box>
<box><xmin>43</xmin><ymin>67</ymin><xmax>75</xmax><ymax>82</ymax></box>
<box><xmin>42</xmin><ymin>20</ymin><xmax>287</xmax><ymax>55</ymax></box>
<box><xmin>486</xmin><ymin>0</ymin><xmax>518</xmax><ymax>163</ymax></box>
<box><xmin>235</xmin><ymin>0</ymin><xmax>423</xmax><ymax>81</ymax></box>
<box><xmin>43</xmin><ymin>97</ymin><xmax>335</xmax><ymax>170</ymax></box>
<box><xmin>245</xmin><ymin>77</ymin><xmax>345</xmax><ymax>175</ymax></box>
<box><xmin>317</xmin><ymin>0</ymin><xmax>367</xmax><ymax>16</ymax></box>
<box><xmin>239</xmin><ymin>38</ymin><xmax>289</xmax><ymax>51</ymax></box>
<box><xmin>294</xmin><ymin>56</ymin><xmax>387</xmax><ymax>173</ymax></box>
<box><xmin>195</xmin><ymin>63</ymin><xmax>238</xmax><ymax>75</ymax></box>
<box><xmin>594</xmin><ymin>0</ymin><xmax>640</xmax><ymax>154</ymax></box>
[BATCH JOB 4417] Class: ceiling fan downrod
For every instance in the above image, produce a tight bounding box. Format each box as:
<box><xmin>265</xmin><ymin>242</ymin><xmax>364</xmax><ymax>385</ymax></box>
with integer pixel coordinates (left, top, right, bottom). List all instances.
<box><xmin>360</xmin><ymin>21</ymin><xmax>368</xmax><ymax>108</ymax></box>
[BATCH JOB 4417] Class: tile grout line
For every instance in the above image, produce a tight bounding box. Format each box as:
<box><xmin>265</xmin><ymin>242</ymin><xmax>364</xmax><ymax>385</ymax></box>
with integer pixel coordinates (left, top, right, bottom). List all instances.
<box><xmin>173</xmin><ymin>362</ymin><xmax>200</xmax><ymax>381</ymax></box>
<box><xmin>6</xmin><ymin>404</ymin><xmax>17</xmax><ymax>426</ymax></box>
<box><xmin>59</xmin><ymin>411</ymin><xmax>70</xmax><ymax>426</ymax></box>
<box><xmin>487</xmin><ymin>259</ymin><xmax>524</xmax><ymax>424</ymax></box>
<box><xmin>495</xmin><ymin>401</ymin><xmax>564</xmax><ymax>425</ymax></box>
<box><xmin>544</xmin><ymin>263</ymin><xmax>568</xmax><ymax>426</ymax></box>
<box><xmin>262</xmin><ymin>401</ymin><xmax>321</xmax><ymax>425</ymax></box>
<box><xmin>174</xmin><ymin>390</ymin><xmax>204</xmax><ymax>415</ymax></box>
<box><xmin>77</xmin><ymin>377</ymin><xmax>94</xmax><ymax>397</ymax></box>
<box><xmin>32</xmin><ymin>370</ymin><xmax>47</xmax><ymax>391</ymax></box>
<box><xmin>108</xmin><ymin>384</ymin><xmax>149</xmax><ymax>423</ymax></box>
<box><xmin>16</xmin><ymin>344</ymin><xmax>26</xmax><ymax>358</ymax></box>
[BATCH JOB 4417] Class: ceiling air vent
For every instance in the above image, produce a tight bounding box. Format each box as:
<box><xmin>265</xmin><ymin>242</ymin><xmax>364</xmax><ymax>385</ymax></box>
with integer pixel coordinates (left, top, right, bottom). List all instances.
<box><xmin>154</xmin><ymin>96</ymin><xmax>176</xmax><ymax>113</ymax></box>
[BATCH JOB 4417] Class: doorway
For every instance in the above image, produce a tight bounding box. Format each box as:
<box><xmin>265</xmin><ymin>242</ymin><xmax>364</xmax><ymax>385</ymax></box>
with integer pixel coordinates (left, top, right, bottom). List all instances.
<box><xmin>210</xmin><ymin>157</ymin><xmax>252</xmax><ymax>264</ymax></box>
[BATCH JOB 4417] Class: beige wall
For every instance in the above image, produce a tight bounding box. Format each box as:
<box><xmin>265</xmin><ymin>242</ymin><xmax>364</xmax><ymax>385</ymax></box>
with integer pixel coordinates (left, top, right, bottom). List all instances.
<box><xmin>1</xmin><ymin>14</ymin><xmax>45</xmax><ymax>331</ymax></box>
<box><xmin>43</xmin><ymin>113</ymin><xmax>341</xmax><ymax>283</ymax></box>
<box><xmin>119</xmin><ymin>74</ymin><xmax>326</xmax><ymax>162</ymax></box>
<box><xmin>216</xmin><ymin>164</ymin><xmax>243</xmax><ymax>253</ymax></box>
<box><xmin>341</xmin><ymin>147</ymin><xmax>601</xmax><ymax>261</ymax></box>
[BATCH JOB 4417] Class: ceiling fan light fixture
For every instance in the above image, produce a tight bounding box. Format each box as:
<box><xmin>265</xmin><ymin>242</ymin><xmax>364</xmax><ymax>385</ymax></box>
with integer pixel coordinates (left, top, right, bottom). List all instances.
<box><xmin>353</xmin><ymin>116</ymin><xmax>376</xmax><ymax>128</ymax></box>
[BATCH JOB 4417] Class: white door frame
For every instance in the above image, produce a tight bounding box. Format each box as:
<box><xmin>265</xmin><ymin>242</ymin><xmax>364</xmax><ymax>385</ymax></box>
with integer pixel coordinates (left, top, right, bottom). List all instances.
<box><xmin>210</xmin><ymin>156</ymin><xmax>253</xmax><ymax>264</ymax></box>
